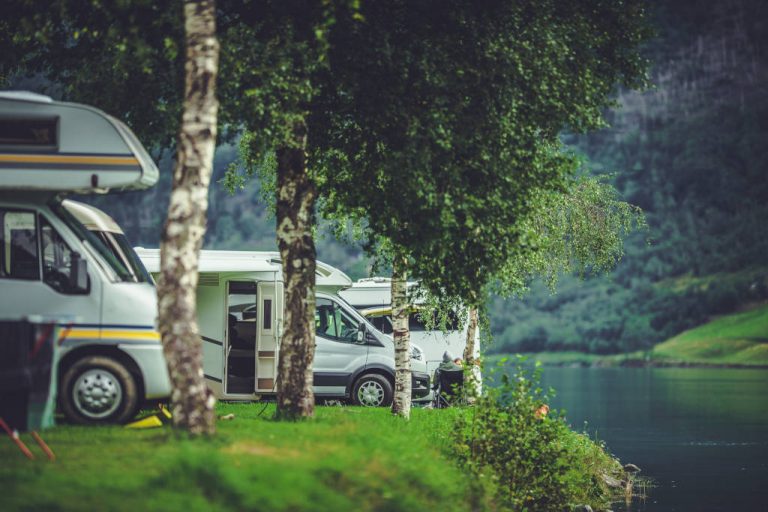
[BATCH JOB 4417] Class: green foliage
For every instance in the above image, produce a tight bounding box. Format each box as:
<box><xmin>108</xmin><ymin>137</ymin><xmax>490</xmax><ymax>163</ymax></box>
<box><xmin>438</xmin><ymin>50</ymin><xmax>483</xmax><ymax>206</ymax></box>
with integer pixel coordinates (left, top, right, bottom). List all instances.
<box><xmin>1</xmin><ymin>0</ymin><xmax>185</xmax><ymax>147</ymax></box>
<box><xmin>221</xmin><ymin>133</ymin><xmax>278</xmax><ymax>211</ymax></box>
<box><xmin>494</xmin><ymin>174</ymin><xmax>646</xmax><ymax>298</ymax></box>
<box><xmin>453</xmin><ymin>357</ymin><xmax>626</xmax><ymax>511</ymax></box>
<box><xmin>217</xmin><ymin>0</ymin><xmax>341</xmax><ymax>152</ymax></box>
<box><xmin>313</xmin><ymin>0</ymin><xmax>650</xmax><ymax>305</ymax></box>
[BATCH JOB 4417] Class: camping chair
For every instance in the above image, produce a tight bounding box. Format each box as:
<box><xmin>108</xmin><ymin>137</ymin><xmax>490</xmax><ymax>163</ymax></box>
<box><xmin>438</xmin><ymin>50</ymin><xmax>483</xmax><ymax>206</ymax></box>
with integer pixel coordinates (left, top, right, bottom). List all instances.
<box><xmin>432</xmin><ymin>368</ymin><xmax>465</xmax><ymax>409</ymax></box>
<box><xmin>0</xmin><ymin>320</ymin><xmax>56</xmax><ymax>461</ymax></box>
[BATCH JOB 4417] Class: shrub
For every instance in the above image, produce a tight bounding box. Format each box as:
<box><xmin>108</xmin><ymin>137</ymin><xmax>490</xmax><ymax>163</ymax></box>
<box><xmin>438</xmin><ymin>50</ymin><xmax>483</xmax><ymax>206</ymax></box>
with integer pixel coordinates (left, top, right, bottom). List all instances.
<box><xmin>453</xmin><ymin>358</ymin><xmax>568</xmax><ymax>510</ymax></box>
<box><xmin>452</xmin><ymin>357</ymin><xmax>626</xmax><ymax>511</ymax></box>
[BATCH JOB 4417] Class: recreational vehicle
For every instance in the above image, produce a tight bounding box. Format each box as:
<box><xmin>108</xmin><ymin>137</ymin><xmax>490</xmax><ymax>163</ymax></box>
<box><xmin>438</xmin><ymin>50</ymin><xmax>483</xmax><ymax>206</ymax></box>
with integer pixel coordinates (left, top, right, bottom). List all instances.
<box><xmin>339</xmin><ymin>278</ymin><xmax>481</xmax><ymax>375</ymax></box>
<box><xmin>135</xmin><ymin>249</ymin><xmax>431</xmax><ymax>406</ymax></box>
<box><xmin>0</xmin><ymin>91</ymin><xmax>170</xmax><ymax>424</ymax></box>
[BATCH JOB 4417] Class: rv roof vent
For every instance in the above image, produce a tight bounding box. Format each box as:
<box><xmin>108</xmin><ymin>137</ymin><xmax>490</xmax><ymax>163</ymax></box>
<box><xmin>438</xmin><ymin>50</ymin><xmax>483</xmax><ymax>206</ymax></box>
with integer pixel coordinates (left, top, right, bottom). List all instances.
<box><xmin>199</xmin><ymin>273</ymin><xmax>220</xmax><ymax>287</ymax></box>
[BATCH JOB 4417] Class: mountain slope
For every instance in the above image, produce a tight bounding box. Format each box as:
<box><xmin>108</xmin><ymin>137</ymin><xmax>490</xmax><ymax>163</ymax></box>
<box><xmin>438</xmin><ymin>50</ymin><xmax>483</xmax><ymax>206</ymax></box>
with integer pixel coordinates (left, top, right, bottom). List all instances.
<box><xmin>651</xmin><ymin>303</ymin><xmax>768</xmax><ymax>366</ymax></box>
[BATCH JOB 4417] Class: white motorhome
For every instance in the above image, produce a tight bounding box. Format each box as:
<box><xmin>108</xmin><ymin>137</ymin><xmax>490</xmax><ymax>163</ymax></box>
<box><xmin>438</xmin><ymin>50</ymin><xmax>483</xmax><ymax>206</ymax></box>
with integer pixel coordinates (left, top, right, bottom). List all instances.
<box><xmin>339</xmin><ymin>277</ymin><xmax>481</xmax><ymax>376</ymax></box>
<box><xmin>135</xmin><ymin>249</ymin><xmax>431</xmax><ymax>406</ymax></box>
<box><xmin>0</xmin><ymin>91</ymin><xmax>170</xmax><ymax>424</ymax></box>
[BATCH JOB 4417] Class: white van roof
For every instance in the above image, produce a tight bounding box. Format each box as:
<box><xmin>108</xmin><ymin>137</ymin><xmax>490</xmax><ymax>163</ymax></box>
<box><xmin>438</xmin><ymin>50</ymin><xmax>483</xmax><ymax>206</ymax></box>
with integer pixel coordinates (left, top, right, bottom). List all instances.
<box><xmin>0</xmin><ymin>91</ymin><xmax>158</xmax><ymax>192</ymax></box>
<box><xmin>134</xmin><ymin>248</ymin><xmax>353</xmax><ymax>290</ymax></box>
<box><xmin>62</xmin><ymin>199</ymin><xmax>124</xmax><ymax>234</ymax></box>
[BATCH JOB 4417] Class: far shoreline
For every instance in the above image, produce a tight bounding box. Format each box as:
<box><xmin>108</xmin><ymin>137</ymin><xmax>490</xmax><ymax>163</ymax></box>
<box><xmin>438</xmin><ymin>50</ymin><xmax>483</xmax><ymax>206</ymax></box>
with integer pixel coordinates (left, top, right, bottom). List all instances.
<box><xmin>485</xmin><ymin>352</ymin><xmax>768</xmax><ymax>370</ymax></box>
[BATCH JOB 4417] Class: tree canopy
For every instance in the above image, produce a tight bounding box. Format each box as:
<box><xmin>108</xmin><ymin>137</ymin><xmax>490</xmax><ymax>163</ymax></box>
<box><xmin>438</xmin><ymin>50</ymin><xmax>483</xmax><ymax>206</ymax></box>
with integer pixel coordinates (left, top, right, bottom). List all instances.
<box><xmin>1</xmin><ymin>0</ymin><xmax>184</xmax><ymax>146</ymax></box>
<box><xmin>494</xmin><ymin>174</ymin><xmax>646</xmax><ymax>298</ymax></box>
<box><xmin>308</xmin><ymin>0</ymin><xmax>649</xmax><ymax>305</ymax></box>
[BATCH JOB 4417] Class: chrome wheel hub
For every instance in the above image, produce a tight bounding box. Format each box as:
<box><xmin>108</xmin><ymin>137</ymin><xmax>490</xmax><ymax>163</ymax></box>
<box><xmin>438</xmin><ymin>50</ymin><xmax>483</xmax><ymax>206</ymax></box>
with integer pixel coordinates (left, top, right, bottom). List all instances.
<box><xmin>358</xmin><ymin>380</ymin><xmax>384</xmax><ymax>407</ymax></box>
<box><xmin>73</xmin><ymin>369</ymin><xmax>122</xmax><ymax>418</ymax></box>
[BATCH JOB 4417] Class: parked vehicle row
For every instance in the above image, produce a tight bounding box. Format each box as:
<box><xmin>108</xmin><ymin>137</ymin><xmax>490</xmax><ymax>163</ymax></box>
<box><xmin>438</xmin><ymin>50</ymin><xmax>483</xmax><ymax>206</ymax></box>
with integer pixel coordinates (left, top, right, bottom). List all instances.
<box><xmin>134</xmin><ymin>248</ymin><xmax>431</xmax><ymax>407</ymax></box>
<box><xmin>0</xmin><ymin>92</ymin><xmax>460</xmax><ymax>424</ymax></box>
<box><xmin>339</xmin><ymin>278</ymin><xmax>480</xmax><ymax>375</ymax></box>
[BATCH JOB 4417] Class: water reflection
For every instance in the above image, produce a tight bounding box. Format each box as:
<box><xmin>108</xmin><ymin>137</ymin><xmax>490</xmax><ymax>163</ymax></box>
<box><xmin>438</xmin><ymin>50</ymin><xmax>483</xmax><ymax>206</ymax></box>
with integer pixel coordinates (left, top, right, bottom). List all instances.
<box><xmin>527</xmin><ymin>367</ymin><xmax>768</xmax><ymax>511</ymax></box>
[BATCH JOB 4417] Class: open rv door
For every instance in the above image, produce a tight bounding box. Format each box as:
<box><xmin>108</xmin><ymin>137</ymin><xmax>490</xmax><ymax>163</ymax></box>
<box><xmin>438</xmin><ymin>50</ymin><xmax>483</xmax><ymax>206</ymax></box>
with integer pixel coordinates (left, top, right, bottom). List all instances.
<box><xmin>255</xmin><ymin>280</ymin><xmax>283</xmax><ymax>393</ymax></box>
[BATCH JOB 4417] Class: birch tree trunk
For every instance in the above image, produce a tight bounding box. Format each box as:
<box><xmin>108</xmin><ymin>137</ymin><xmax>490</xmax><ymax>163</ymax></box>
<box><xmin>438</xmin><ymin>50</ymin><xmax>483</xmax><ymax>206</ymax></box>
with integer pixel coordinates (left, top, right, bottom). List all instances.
<box><xmin>391</xmin><ymin>258</ymin><xmax>412</xmax><ymax>418</ymax></box>
<box><xmin>275</xmin><ymin>119</ymin><xmax>317</xmax><ymax>420</ymax></box>
<box><xmin>157</xmin><ymin>0</ymin><xmax>218</xmax><ymax>435</ymax></box>
<box><xmin>463</xmin><ymin>306</ymin><xmax>481</xmax><ymax>398</ymax></box>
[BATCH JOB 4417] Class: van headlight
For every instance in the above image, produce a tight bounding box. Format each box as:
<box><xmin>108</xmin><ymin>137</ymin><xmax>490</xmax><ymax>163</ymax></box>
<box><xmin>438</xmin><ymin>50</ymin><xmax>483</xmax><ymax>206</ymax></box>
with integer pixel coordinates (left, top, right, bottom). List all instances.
<box><xmin>410</xmin><ymin>345</ymin><xmax>423</xmax><ymax>361</ymax></box>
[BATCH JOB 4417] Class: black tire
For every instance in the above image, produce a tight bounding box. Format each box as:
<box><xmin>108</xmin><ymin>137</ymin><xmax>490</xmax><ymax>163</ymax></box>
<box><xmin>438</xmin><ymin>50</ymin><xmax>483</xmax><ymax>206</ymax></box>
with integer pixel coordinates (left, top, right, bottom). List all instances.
<box><xmin>351</xmin><ymin>373</ymin><xmax>393</xmax><ymax>407</ymax></box>
<box><xmin>60</xmin><ymin>355</ymin><xmax>139</xmax><ymax>425</ymax></box>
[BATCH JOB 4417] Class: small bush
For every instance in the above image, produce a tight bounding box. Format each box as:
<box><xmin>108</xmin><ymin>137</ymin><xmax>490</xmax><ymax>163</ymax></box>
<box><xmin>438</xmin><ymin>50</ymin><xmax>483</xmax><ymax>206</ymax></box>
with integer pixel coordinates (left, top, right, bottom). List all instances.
<box><xmin>452</xmin><ymin>357</ymin><xmax>625</xmax><ymax>511</ymax></box>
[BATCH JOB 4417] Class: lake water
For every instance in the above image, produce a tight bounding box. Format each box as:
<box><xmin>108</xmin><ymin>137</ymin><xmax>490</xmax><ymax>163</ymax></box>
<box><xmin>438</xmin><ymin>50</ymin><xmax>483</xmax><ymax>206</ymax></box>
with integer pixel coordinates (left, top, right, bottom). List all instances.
<box><xmin>537</xmin><ymin>367</ymin><xmax>768</xmax><ymax>511</ymax></box>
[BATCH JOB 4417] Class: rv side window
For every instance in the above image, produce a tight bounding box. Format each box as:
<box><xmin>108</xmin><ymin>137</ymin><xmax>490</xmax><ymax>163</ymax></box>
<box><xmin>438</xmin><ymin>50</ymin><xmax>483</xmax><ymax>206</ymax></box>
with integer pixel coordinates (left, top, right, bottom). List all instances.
<box><xmin>39</xmin><ymin>216</ymin><xmax>87</xmax><ymax>294</ymax></box>
<box><xmin>370</xmin><ymin>315</ymin><xmax>393</xmax><ymax>335</ymax></box>
<box><xmin>0</xmin><ymin>117</ymin><xmax>58</xmax><ymax>151</ymax></box>
<box><xmin>0</xmin><ymin>209</ymin><xmax>39</xmax><ymax>280</ymax></box>
<box><xmin>263</xmin><ymin>299</ymin><xmax>272</xmax><ymax>330</ymax></box>
<box><xmin>316</xmin><ymin>298</ymin><xmax>360</xmax><ymax>343</ymax></box>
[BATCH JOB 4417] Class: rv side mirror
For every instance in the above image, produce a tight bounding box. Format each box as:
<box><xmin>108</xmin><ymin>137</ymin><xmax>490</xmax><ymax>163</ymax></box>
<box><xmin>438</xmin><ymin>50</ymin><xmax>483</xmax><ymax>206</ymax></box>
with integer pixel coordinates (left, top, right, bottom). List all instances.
<box><xmin>356</xmin><ymin>323</ymin><xmax>366</xmax><ymax>344</ymax></box>
<box><xmin>70</xmin><ymin>252</ymin><xmax>89</xmax><ymax>293</ymax></box>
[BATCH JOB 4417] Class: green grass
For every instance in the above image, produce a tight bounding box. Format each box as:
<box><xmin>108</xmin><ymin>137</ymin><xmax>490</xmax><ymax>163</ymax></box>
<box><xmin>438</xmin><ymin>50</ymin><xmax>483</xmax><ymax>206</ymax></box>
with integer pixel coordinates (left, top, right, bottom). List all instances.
<box><xmin>650</xmin><ymin>303</ymin><xmax>768</xmax><ymax>366</ymax></box>
<box><xmin>0</xmin><ymin>403</ymin><xmax>627</xmax><ymax>511</ymax></box>
<box><xmin>1</xmin><ymin>404</ymin><xmax>471</xmax><ymax>512</ymax></box>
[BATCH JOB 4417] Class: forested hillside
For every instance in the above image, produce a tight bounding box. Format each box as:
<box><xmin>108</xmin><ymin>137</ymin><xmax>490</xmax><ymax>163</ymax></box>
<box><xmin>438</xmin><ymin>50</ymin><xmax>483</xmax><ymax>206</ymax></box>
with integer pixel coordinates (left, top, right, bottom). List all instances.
<box><xmin>79</xmin><ymin>0</ymin><xmax>768</xmax><ymax>356</ymax></box>
<box><xmin>489</xmin><ymin>0</ymin><xmax>768</xmax><ymax>354</ymax></box>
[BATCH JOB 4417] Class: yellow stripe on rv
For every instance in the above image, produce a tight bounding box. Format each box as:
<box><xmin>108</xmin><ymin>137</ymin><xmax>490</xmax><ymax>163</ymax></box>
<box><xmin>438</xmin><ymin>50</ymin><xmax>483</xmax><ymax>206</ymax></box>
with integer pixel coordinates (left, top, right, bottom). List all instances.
<box><xmin>64</xmin><ymin>329</ymin><xmax>161</xmax><ymax>341</ymax></box>
<box><xmin>0</xmin><ymin>154</ymin><xmax>139</xmax><ymax>166</ymax></box>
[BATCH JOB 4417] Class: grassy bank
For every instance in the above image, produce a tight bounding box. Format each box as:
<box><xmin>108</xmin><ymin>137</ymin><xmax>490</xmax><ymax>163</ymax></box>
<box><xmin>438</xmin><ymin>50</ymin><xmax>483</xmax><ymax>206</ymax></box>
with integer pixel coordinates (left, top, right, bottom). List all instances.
<box><xmin>1</xmin><ymin>403</ymin><xmax>629</xmax><ymax>511</ymax></box>
<box><xmin>499</xmin><ymin>303</ymin><xmax>768</xmax><ymax>368</ymax></box>
<box><xmin>650</xmin><ymin>303</ymin><xmax>768</xmax><ymax>366</ymax></box>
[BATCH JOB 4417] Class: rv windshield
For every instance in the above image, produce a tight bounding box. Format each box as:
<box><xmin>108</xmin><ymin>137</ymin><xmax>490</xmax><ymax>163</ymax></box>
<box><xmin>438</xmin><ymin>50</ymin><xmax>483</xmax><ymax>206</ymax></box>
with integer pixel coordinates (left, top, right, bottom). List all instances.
<box><xmin>331</xmin><ymin>294</ymin><xmax>383</xmax><ymax>336</ymax></box>
<box><xmin>51</xmin><ymin>202</ymin><xmax>135</xmax><ymax>282</ymax></box>
<box><xmin>92</xmin><ymin>230</ymin><xmax>152</xmax><ymax>283</ymax></box>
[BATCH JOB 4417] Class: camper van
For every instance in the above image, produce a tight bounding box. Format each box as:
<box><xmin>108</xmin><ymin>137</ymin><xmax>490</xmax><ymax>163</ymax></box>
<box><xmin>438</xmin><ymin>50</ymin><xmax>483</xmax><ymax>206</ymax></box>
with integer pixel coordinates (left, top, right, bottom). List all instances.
<box><xmin>135</xmin><ymin>249</ymin><xmax>431</xmax><ymax>406</ymax></box>
<box><xmin>339</xmin><ymin>278</ymin><xmax>481</xmax><ymax>376</ymax></box>
<box><xmin>0</xmin><ymin>91</ymin><xmax>170</xmax><ymax>424</ymax></box>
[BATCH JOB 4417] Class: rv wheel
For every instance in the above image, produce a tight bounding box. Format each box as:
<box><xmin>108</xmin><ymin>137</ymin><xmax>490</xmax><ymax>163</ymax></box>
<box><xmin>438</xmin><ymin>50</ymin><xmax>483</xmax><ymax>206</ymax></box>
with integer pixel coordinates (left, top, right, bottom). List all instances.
<box><xmin>60</xmin><ymin>356</ymin><xmax>139</xmax><ymax>425</ymax></box>
<box><xmin>351</xmin><ymin>374</ymin><xmax>393</xmax><ymax>407</ymax></box>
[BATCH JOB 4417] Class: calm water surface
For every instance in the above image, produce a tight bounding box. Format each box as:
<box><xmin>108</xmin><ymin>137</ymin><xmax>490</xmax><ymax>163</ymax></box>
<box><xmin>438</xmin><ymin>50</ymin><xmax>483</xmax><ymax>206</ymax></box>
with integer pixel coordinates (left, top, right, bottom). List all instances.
<box><xmin>537</xmin><ymin>367</ymin><xmax>768</xmax><ymax>511</ymax></box>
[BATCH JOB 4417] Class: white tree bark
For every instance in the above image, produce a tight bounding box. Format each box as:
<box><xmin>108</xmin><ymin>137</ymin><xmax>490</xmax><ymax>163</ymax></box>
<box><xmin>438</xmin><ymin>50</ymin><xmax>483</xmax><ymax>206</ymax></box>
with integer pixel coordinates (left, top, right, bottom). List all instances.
<box><xmin>463</xmin><ymin>306</ymin><xmax>481</xmax><ymax>398</ymax></box>
<box><xmin>391</xmin><ymin>257</ymin><xmax>411</xmax><ymax>418</ymax></box>
<box><xmin>156</xmin><ymin>0</ymin><xmax>218</xmax><ymax>435</ymax></box>
<box><xmin>275</xmin><ymin>119</ymin><xmax>317</xmax><ymax>420</ymax></box>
